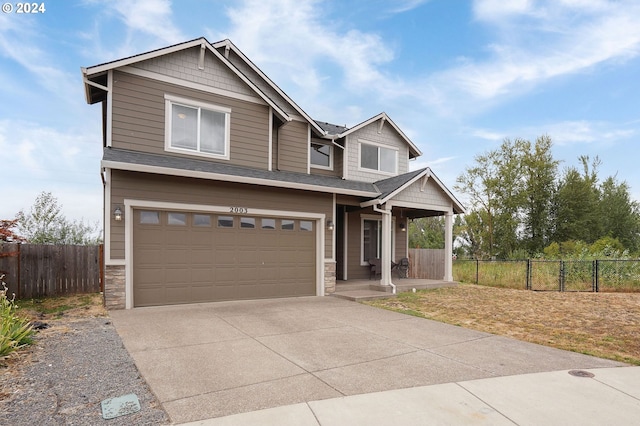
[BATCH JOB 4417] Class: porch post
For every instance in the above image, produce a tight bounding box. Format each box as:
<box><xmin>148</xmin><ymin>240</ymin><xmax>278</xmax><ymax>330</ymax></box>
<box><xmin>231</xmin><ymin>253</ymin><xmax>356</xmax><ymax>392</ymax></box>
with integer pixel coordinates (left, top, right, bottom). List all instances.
<box><xmin>444</xmin><ymin>210</ymin><xmax>454</xmax><ymax>281</ymax></box>
<box><xmin>380</xmin><ymin>204</ymin><xmax>393</xmax><ymax>287</ymax></box>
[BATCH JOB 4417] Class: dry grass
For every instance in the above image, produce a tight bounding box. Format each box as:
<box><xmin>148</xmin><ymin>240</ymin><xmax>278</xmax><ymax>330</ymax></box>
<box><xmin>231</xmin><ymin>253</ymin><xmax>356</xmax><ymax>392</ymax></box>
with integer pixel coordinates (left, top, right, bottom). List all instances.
<box><xmin>365</xmin><ymin>284</ymin><xmax>640</xmax><ymax>365</ymax></box>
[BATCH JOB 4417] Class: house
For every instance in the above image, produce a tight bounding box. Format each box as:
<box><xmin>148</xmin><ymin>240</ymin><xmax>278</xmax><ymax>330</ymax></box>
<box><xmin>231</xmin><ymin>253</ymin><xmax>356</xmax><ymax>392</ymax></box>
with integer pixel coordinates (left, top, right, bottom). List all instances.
<box><xmin>82</xmin><ymin>37</ymin><xmax>465</xmax><ymax>310</ymax></box>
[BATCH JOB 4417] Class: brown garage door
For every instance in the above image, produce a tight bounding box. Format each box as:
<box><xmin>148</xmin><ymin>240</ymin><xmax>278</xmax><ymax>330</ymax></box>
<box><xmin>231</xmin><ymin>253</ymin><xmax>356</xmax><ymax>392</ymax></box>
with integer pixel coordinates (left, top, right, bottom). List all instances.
<box><xmin>133</xmin><ymin>210</ymin><xmax>316</xmax><ymax>307</ymax></box>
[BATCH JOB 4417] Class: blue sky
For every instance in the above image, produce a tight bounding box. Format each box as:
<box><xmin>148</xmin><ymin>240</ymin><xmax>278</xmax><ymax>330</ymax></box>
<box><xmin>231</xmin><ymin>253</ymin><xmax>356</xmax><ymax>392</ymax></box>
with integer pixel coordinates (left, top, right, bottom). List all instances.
<box><xmin>1</xmin><ymin>0</ymin><xmax>639</xmax><ymax>227</ymax></box>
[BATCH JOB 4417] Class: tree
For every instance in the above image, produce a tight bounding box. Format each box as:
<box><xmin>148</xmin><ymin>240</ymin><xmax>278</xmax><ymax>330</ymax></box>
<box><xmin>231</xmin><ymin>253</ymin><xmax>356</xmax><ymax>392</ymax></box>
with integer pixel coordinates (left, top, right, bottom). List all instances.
<box><xmin>455</xmin><ymin>138</ymin><xmax>529</xmax><ymax>258</ymax></box>
<box><xmin>521</xmin><ymin>136</ymin><xmax>558</xmax><ymax>255</ymax></box>
<box><xmin>551</xmin><ymin>156</ymin><xmax>602</xmax><ymax>244</ymax></box>
<box><xmin>598</xmin><ymin>177</ymin><xmax>640</xmax><ymax>252</ymax></box>
<box><xmin>15</xmin><ymin>192</ymin><xmax>101</xmax><ymax>245</ymax></box>
<box><xmin>0</xmin><ymin>219</ymin><xmax>25</xmax><ymax>242</ymax></box>
<box><xmin>409</xmin><ymin>217</ymin><xmax>445</xmax><ymax>249</ymax></box>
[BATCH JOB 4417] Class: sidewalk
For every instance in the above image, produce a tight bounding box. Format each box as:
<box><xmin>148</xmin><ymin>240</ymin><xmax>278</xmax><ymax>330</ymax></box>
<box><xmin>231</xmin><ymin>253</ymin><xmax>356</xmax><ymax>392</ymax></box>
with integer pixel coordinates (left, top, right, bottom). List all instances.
<box><xmin>178</xmin><ymin>366</ymin><xmax>640</xmax><ymax>426</ymax></box>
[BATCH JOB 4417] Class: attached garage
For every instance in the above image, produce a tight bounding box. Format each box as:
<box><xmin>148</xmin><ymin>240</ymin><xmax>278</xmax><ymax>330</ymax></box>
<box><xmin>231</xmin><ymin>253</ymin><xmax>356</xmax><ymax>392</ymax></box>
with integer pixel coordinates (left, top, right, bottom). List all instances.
<box><xmin>132</xmin><ymin>209</ymin><xmax>317</xmax><ymax>307</ymax></box>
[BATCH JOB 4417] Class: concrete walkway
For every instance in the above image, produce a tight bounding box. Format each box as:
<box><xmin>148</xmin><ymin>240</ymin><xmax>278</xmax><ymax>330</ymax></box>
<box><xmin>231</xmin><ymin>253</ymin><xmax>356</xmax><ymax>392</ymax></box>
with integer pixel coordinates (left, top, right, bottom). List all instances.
<box><xmin>109</xmin><ymin>296</ymin><xmax>631</xmax><ymax>425</ymax></box>
<box><xmin>179</xmin><ymin>366</ymin><xmax>640</xmax><ymax>425</ymax></box>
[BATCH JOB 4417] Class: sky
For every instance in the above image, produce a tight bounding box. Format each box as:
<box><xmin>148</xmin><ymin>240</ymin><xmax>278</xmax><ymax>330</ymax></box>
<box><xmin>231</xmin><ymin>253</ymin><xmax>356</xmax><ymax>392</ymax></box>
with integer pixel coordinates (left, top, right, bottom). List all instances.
<box><xmin>1</xmin><ymin>0</ymin><xmax>640</xmax><ymax>228</ymax></box>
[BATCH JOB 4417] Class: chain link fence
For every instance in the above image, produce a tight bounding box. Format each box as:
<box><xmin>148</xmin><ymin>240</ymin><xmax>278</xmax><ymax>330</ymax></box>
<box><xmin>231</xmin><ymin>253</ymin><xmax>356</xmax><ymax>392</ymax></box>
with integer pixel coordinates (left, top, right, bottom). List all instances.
<box><xmin>454</xmin><ymin>259</ymin><xmax>640</xmax><ymax>292</ymax></box>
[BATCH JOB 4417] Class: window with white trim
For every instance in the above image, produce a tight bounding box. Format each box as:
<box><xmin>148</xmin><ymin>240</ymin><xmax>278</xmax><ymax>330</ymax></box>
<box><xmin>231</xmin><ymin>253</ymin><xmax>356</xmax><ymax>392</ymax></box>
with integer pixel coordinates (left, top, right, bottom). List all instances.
<box><xmin>360</xmin><ymin>142</ymin><xmax>397</xmax><ymax>174</ymax></box>
<box><xmin>165</xmin><ymin>94</ymin><xmax>230</xmax><ymax>159</ymax></box>
<box><xmin>310</xmin><ymin>142</ymin><xmax>333</xmax><ymax>169</ymax></box>
<box><xmin>361</xmin><ymin>216</ymin><xmax>395</xmax><ymax>264</ymax></box>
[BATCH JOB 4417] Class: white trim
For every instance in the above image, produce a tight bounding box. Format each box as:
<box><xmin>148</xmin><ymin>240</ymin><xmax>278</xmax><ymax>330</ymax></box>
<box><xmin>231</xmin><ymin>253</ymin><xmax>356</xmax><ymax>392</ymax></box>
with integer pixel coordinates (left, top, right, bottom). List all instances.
<box><xmin>123</xmin><ymin>199</ymin><xmax>326</xmax><ymax>309</ymax></box>
<box><xmin>358</xmin><ymin>139</ymin><xmax>398</xmax><ymax>176</ymax></box>
<box><xmin>164</xmin><ymin>94</ymin><xmax>231</xmax><ymax>161</ymax></box>
<box><xmin>85</xmin><ymin>39</ymin><xmax>206</xmax><ymax>76</ymax></box>
<box><xmin>120</xmin><ymin>66</ymin><xmax>267</xmax><ymax>107</ymax></box>
<box><xmin>84</xmin><ymin>38</ymin><xmax>293</xmax><ymax>124</ymax></box>
<box><xmin>336</xmin><ymin>112</ymin><xmax>422</xmax><ymax>158</ymax></box>
<box><xmin>387</xmin><ymin>199</ymin><xmax>452</xmax><ymax>212</ymax></box>
<box><xmin>104</xmin><ymin>168</ymin><xmax>112</xmax><ymax>264</ymax></box>
<box><xmin>310</xmin><ymin>141</ymin><xmax>334</xmax><ymax>171</ymax></box>
<box><xmin>307</xmin><ymin>124</ymin><xmax>311</xmax><ymax>174</ymax></box>
<box><xmin>268</xmin><ymin>108</ymin><xmax>273</xmax><ymax>171</ymax></box>
<box><xmin>106</xmin><ymin>70</ymin><xmax>113</xmax><ymax>147</ymax></box>
<box><xmin>359</xmin><ymin>213</ymin><xmax>395</xmax><ymax>266</ymax></box>
<box><xmin>101</xmin><ymin>160</ymin><xmax>377</xmax><ymax>198</ymax></box>
<box><xmin>342</xmin><ymin>208</ymin><xmax>349</xmax><ymax>280</ymax></box>
<box><xmin>331</xmin><ymin>193</ymin><xmax>336</xmax><ymax>261</ymax></box>
<box><xmin>212</xmin><ymin>39</ymin><xmax>327</xmax><ymax>136</ymax></box>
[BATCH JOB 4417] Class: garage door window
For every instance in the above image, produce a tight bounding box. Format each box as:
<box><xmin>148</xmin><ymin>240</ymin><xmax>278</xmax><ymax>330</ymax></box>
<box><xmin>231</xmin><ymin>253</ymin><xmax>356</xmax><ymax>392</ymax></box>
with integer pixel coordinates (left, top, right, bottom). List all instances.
<box><xmin>140</xmin><ymin>211</ymin><xmax>160</xmax><ymax>225</ymax></box>
<box><xmin>300</xmin><ymin>220</ymin><xmax>313</xmax><ymax>231</ymax></box>
<box><xmin>193</xmin><ymin>214</ymin><xmax>211</xmax><ymax>227</ymax></box>
<box><xmin>282</xmin><ymin>219</ymin><xmax>295</xmax><ymax>230</ymax></box>
<box><xmin>218</xmin><ymin>215</ymin><xmax>234</xmax><ymax>228</ymax></box>
<box><xmin>240</xmin><ymin>217</ymin><xmax>256</xmax><ymax>228</ymax></box>
<box><xmin>168</xmin><ymin>212</ymin><xmax>187</xmax><ymax>226</ymax></box>
<box><xmin>261</xmin><ymin>218</ymin><xmax>276</xmax><ymax>229</ymax></box>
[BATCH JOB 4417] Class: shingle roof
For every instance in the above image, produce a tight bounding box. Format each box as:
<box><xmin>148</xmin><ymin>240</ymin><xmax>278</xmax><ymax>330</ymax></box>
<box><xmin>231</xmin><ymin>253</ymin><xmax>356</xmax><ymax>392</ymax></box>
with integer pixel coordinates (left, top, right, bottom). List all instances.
<box><xmin>374</xmin><ymin>168</ymin><xmax>428</xmax><ymax>199</ymax></box>
<box><xmin>102</xmin><ymin>148</ymin><xmax>376</xmax><ymax>196</ymax></box>
<box><xmin>314</xmin><ymin>121</ymin><xmax>349</xmax><ymax>136</ymax></box>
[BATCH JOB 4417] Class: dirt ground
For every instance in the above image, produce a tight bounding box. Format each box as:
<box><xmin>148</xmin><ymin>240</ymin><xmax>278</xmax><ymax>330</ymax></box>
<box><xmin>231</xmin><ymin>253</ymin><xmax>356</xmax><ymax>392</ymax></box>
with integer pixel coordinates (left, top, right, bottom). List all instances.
<box><xmin>366</xmin><ymin>284</ymin><xmax>640</xmax><ymax>365</ymax></box>
<box><xmin>1</xmin><ymin>294</ymin><xmax>108</xmax><ymax>398</ymax></box>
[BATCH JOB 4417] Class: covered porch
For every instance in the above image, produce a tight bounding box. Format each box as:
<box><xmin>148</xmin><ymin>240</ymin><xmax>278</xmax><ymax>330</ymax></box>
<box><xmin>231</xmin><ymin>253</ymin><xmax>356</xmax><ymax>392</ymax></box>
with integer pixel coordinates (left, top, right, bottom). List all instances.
<box><xmin>333</xmin><ymin>168</ymin><xmax>465</xmax><ymax>298</ymax></box>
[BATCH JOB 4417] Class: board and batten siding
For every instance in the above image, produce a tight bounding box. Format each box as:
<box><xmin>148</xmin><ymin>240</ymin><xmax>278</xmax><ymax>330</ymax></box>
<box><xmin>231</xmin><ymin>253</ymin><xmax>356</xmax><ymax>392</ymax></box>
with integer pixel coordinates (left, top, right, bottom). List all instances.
<box><xmin>111</xmin><ymin>71</ymin><xmax>271</xmax><ymax>170</ymax></box>
<box><xmin>108</xmin><ymin>170</ymin><xmax>334</xmax><ymax>260</ymax></box>
<box><xmin>277</xmin><ymin>120</ymin><xmax>309</xmax><ymax>173</ymax></box>
<box><xmin>345</xmin><ymin>122</ymin><xmax>410</xmax><ymax>183</ymax></box>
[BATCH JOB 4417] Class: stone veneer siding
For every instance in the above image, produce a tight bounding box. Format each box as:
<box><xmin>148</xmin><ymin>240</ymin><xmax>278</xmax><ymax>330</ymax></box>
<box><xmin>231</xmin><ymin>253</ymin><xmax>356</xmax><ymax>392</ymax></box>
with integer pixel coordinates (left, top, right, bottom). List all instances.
<box><xmin>324</xmin><ymin>260</ymin><xmax>336</xmax><ymax>295</ymax></box>
<box><xmin>104</xmin><ymin>265</ymin><xmax>126</xmax><ymax>310</ymax></box>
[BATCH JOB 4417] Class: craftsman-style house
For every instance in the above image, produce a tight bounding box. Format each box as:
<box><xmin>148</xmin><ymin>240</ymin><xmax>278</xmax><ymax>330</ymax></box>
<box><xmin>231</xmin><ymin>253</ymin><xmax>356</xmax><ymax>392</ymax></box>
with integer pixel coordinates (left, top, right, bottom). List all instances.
<box><xmin>82</xmin><ymin>37</ymin><xmax>464</xmax><ymax>309</ymax></box>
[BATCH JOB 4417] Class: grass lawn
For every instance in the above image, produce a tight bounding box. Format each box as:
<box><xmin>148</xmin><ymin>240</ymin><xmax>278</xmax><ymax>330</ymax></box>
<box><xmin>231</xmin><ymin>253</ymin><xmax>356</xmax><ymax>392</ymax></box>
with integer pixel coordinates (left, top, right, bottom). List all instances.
<box><xmin>365</xmin><ymin>284</ymin><xmax>640</xmax><ymax>365</ymax></box>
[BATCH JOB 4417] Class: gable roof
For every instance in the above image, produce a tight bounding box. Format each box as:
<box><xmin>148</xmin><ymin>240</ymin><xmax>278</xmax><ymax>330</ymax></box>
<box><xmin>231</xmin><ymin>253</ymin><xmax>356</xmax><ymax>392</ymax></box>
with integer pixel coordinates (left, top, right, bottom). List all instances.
<box><xmin>334</xmin><ymin>112</ymin><xmax>422</xmax><ymax>159</ymax></box>
<box><xmin>365</xmin><ymin>167</ymin><xmax>465</xmax><ymax>214</ymax></box>
<box><xmin>81</xmin><ymin>37</ymin><xmax>292</xmax><ymax>126</ymax></box>
<box><xmin>212</xmin><ymin>39</ymin><xmax>327</xmax><ymax>136</ymax></box>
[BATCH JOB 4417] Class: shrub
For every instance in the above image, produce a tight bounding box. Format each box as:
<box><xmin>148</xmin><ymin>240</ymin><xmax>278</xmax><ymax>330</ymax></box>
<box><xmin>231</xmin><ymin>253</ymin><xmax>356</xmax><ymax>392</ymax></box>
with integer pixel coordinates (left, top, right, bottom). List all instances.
<box><xmin>1</xmin><ymin>275</ymin><xmax>35</xmax><ymax>358</ymax></box>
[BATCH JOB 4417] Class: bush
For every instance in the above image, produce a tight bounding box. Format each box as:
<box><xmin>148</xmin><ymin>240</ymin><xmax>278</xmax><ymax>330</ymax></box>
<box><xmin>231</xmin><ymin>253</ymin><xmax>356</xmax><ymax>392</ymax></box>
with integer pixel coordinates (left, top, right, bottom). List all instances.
<box><xmin>1</xmin><ymin>275</ymin><xmax>35</xmax><ymax>358</ymax></box>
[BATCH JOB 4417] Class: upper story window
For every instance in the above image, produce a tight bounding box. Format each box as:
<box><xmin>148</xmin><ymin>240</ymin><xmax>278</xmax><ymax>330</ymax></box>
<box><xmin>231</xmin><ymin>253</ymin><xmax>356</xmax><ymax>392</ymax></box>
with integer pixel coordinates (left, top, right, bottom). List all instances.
<box><xmin>310</xmin><ymin>142</ymin><xmax>333</xmax><ymax>169</ymax></box>
<box><xmin>359</xmin><ymin>141</ymin><xmax>397</xmax><ymax>174</ymax></box>
<box><xmin>165</xmin><ymin>94</ymin><xmax>230</xmax><ymax>160</ymax></box>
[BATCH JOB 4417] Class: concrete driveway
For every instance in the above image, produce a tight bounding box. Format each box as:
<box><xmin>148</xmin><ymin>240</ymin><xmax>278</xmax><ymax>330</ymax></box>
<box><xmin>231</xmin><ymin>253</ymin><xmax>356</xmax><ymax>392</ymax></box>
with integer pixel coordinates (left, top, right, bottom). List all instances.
<box><xmin>109</xmin><ymin>296</ymin><xmax>624</xmax><ymax>424</ymax></box>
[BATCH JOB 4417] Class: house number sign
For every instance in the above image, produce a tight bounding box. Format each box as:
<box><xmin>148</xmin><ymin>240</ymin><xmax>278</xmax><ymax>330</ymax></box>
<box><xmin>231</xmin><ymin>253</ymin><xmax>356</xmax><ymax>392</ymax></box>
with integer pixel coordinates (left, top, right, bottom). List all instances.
<box><xmin>229</xmin><ymin>207</ymin><xmax>248</xmax><ymax>214</ymax></box>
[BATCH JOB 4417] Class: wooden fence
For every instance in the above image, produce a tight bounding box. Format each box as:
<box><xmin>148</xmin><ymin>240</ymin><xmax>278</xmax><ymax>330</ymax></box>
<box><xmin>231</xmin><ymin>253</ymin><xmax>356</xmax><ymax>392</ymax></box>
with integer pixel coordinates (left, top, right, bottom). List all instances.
<box><xmin>0</xmin><ymin>243</ymin><xmax>103</xmax><ymax>299</ymax></box>
<box><xmin>408</xmin><ymin>248</ymin><xmax>444</xmax><ymax>279</ymax></box>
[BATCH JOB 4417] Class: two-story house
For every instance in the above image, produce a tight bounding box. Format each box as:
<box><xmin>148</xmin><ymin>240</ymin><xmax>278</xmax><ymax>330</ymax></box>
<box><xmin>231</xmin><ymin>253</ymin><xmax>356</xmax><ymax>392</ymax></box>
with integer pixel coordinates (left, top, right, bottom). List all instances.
<box><xmin>82</xmin><ymin>37</ymin><xmax>464</xmax><ymax>309</ymax></box>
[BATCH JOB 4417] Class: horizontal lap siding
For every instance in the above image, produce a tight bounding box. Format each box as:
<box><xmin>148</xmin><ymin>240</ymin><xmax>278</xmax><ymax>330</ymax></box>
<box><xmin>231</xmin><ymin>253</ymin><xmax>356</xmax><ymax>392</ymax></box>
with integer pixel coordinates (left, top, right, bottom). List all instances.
<box><xmin>111</xmin><ymin>71</ymin><xmax>270</xmax><ymax>170</ymax></box>
<box><xmin>278</xmin><ymin>120</ymin><xmax>308</xmax><ymax>173</ymax></box>
<box><xmin>109</xmin><ymin>170</ymin><xmax>334</xmax><ymax>259</ymax></box>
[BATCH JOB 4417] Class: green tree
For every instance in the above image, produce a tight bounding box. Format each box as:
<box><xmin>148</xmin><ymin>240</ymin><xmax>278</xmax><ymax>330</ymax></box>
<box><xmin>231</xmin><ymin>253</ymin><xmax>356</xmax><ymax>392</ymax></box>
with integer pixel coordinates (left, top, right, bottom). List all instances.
<box><xmin>552</xmin><ymin>156</ymin><xmax>602</xmax><ymax>244</ymax></box>
<box><xmin>15</xmin><ymin>192</ymin><xmax>101</xmax><ymax>245</ymax></box>
<box><xmin>455</xmin><ymin>139</ymin><xmax>528</xmax><ymax>258</ymax></box>
<box><xmin>409</xmin><ymin>217</ymin><xmax>445</xmax><ymax>249</ymax></box>
<box><xmin>598</xmin><ymin>177</ymin><xmax>640</xmax><ymax>252</ymax></box>
<box><xmin>521</xmin><ymin>136</ymin><xmax>558</xmax><ymax>255</ymax></box>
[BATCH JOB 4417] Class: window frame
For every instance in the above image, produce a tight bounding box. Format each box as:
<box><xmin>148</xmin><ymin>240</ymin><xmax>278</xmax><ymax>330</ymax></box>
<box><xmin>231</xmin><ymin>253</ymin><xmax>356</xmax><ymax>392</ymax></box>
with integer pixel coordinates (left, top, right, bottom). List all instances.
<box><xmin>164</xmin><ymin>94</ymin><xmax>231</xmax><ymax>160</ymax></box>
<box><xmin>358</xmin><ymin>140</ymin><xmax>398</xmax><ymax>175</ymax></box>
<box><xmin>360</xmin><ymin>215</ymin><xmax>395</xmax><ymax>265</ymax></box>
<box><xmin>310</xmin><ymin>142</ymin><xmax>333</xmax><ymax>170</ymax></box>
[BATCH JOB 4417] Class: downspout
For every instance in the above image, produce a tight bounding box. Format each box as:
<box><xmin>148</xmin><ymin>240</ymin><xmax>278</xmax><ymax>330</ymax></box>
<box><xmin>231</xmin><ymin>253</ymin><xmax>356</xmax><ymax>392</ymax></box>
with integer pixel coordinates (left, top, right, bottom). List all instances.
<box><xmin>372</xmin><ymin>203</ymin><xmax>396</xmax><ymax>295</ymax></box>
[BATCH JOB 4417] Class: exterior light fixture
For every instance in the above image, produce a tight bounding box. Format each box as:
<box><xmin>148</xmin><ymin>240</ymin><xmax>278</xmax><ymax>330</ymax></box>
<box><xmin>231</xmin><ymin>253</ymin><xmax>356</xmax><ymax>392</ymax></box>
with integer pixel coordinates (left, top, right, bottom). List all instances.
<box><xmin>114</xmin><ymin>206</ymin><xmax>123</xmax><ymax>221</ymax></box>
<box><xmin>399</xmin><ymin>222</ymin><xmax>406</xmax><ymax>232</ymax></box>
<box><xmin>326</xmin><ymin>219</ymin><xmax>334</xmax><ymax>231</ymax></box>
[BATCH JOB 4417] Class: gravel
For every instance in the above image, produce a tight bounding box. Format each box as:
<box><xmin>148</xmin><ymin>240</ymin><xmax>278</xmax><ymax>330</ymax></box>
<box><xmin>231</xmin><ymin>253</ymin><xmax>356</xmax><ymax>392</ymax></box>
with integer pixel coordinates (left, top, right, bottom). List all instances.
<box><xmin>0</xmin><ymin>317</ymin><xmax>170</xmax><ymax>425</ymax></box>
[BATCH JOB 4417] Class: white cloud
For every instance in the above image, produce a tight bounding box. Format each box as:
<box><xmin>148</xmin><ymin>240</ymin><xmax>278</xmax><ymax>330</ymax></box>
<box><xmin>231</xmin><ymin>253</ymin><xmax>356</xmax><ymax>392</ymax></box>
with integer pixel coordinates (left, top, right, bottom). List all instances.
<box><xmin>219</xmin><ymin>0</ymin><xmax>393</xmax><ymax>98</ymax></box>
<box><xmin>110</xmin><ymin>0</ymin><xmax>184</xmax><ymax>45</ymax></box>
<box><xmin>422</xmin><ymin>0</ymin><xmax>640</xmax><ymax>115</ymax></box>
